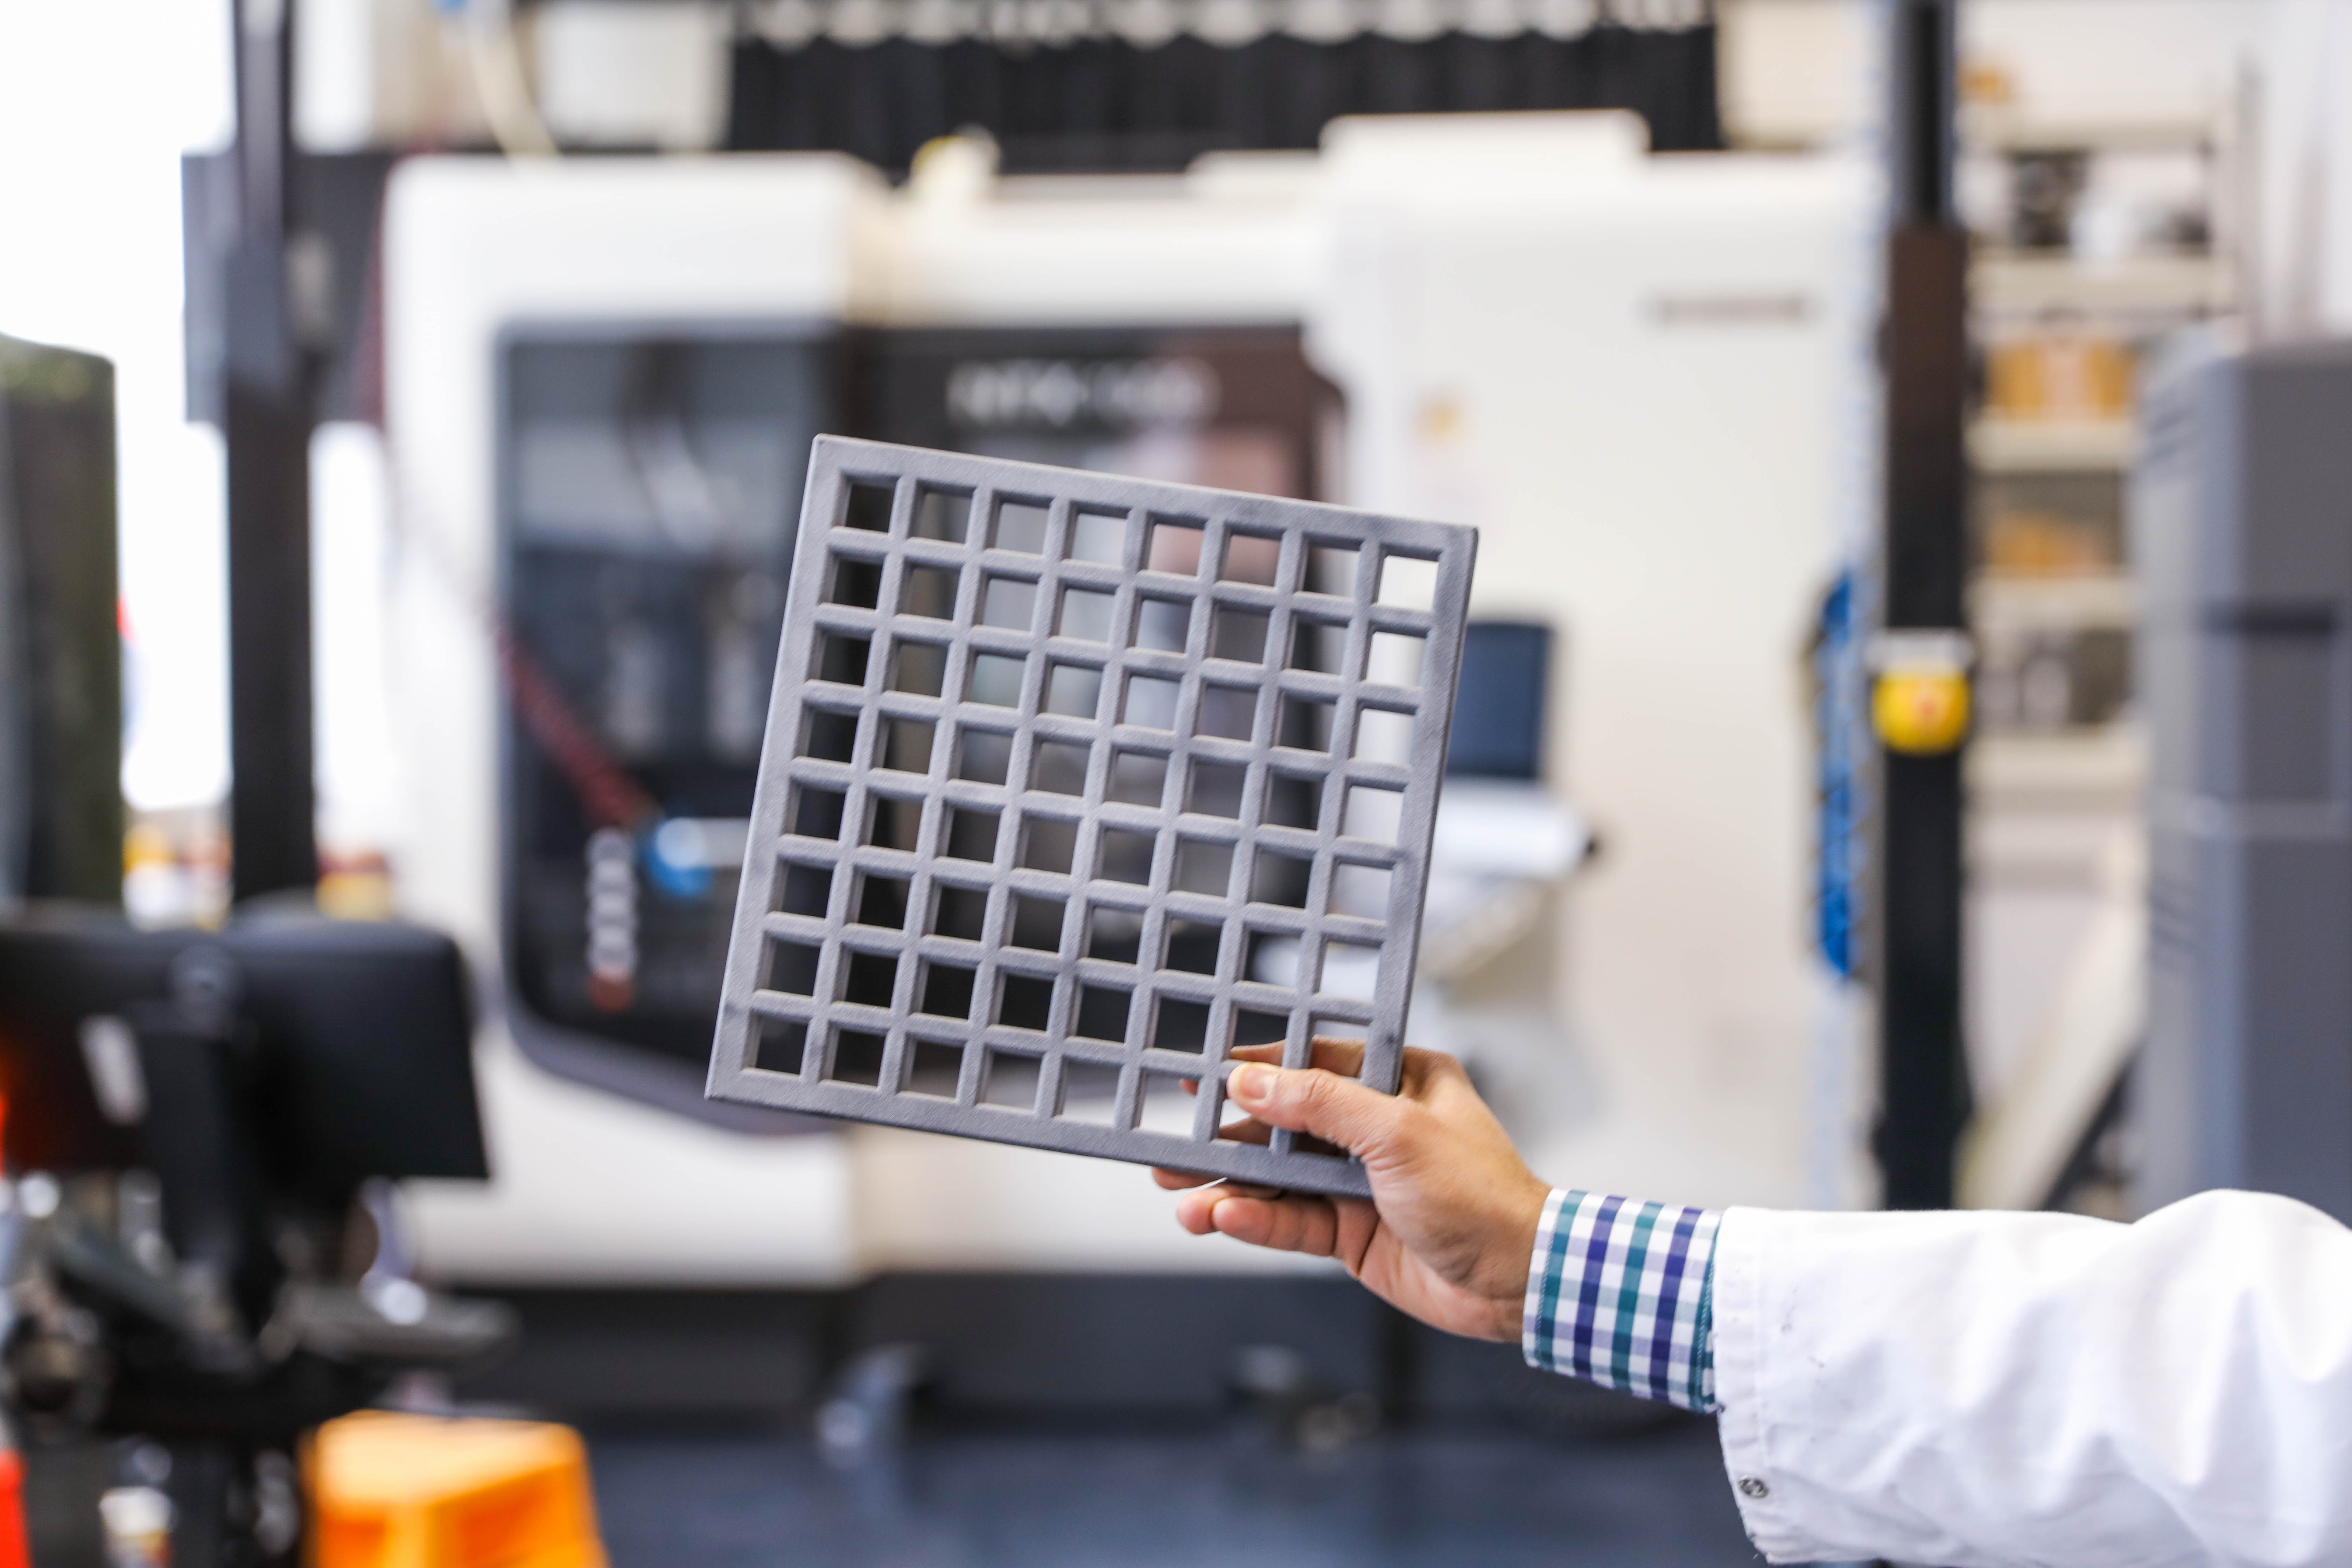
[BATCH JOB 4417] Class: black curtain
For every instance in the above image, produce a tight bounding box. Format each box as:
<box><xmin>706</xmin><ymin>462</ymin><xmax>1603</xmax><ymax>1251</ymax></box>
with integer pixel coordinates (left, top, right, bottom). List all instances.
<box><xmin>724</xmin><ymin>22</ymin><xmax>1721</xmax><ymax>174</ymax></box>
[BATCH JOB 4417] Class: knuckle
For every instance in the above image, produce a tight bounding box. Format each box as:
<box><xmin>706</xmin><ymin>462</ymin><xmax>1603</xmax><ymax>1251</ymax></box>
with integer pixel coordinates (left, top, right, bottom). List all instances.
<box><xmin>1409</xmin><ymin>1054</ymin><xmax>1466</xmax><ymax>1099</ymax></box>
<box><xmin>1287</xmin><ymin>1068</ymin><xmax>1335</xmax><ymax>1107</ymax></box>
<box><xmin>1385</xmin><ymin>1100</ymin><xmax>1437</xmax><ymax>1153</ymax></box>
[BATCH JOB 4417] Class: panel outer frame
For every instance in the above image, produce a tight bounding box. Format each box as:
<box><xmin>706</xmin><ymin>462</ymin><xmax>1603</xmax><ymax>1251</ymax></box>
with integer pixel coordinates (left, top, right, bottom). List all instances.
<box><xmin>708</xmin><ymin>435</ymin><xmax>1477</xmax><ymax>1198</ymax></box>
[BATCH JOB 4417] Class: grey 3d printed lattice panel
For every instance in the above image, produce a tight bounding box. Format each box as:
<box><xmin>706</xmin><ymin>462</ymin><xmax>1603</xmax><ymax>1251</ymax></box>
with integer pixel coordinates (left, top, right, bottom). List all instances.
<box><xmin>706</xmin><ymin>436</ymin><xmax>1477</xmax><ymax>1198</ymax></box>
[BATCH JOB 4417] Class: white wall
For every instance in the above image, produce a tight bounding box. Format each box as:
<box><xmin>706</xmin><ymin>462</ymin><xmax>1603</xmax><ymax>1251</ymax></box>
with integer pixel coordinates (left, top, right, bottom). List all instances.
<box><xmin>1963</xmin><ymin>0</ymin><xmax>2258</xmax><ymax>131</ymax></box>
<box><xmin>534</xmin><ymin>2</ymin><xmax>731</xmax><ymax>151</ymax></box>
<box><xmin>294</xmin><ymin>0</ymin><xmax>730</xmax><ymax>153</ymax></box>
<box><xmin>1717</xmin><ymin>0</ymin><xmax>1877</xmax><ymax>148</ymax></box>
<box><xmin>0</xmin><ymin>0</ymin><xmax>236</xmax><ymax>816</ymax></box>
<box><xmin>2250</xmin><ymin>0</ymin><xmax>2352</xmax><ymax>339</ymax></box>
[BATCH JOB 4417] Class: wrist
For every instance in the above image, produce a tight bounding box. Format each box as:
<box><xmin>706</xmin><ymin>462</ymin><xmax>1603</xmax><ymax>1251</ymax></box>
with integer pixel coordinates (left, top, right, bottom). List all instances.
<box><xmin>1475</xmin><ymin>1175</ymin><xmax>1553</xmax><ymax>1341</ymax></box>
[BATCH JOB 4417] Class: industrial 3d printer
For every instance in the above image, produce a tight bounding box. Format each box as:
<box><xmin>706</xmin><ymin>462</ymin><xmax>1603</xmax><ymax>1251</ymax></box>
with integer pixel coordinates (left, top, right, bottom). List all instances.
<box><xmin>379</xmin><ymin>118</ymin><xmax>1872</xmax><ymax>1314</ymax></box>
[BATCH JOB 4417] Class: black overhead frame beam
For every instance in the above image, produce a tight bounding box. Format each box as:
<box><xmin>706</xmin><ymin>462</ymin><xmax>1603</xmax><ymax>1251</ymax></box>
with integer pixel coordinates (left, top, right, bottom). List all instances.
<box><xmin>224</xmin><ymin>0</ymin><xmax>318</xmax><ymax>903</ymax></box>
<box><xmin>1876</xmin><ymin>0</ymin><xmax>1971</xmax><ymax>1210</ymax></box>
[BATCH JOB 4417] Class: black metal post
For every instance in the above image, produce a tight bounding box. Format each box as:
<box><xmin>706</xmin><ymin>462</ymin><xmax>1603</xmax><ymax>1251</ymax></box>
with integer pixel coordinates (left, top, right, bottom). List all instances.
<box><xmin>224</xmin><ymin>0</ymin><xmax>318</xmax><ymax>902</ymax></box>
<box><xmin>1876</xmin><ymin>0</ymin><xmax>1972</xmax><ymax>1209</ymax></box>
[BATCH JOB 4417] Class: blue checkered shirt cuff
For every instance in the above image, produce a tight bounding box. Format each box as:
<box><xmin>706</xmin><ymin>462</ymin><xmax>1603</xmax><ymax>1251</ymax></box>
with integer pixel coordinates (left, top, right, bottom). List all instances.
<box><xmin>1522</xmin><ymin>1188</ymin><xmax>1721</xmax><ymax>1413</ymax></box>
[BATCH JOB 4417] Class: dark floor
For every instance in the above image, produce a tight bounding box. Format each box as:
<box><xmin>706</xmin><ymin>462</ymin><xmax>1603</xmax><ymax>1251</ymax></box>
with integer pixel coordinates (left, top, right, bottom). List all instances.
<box><xmin>587</xmin><ymin>1419</ymin><xmax>1764</xmax><ymax>1568</ymax></box>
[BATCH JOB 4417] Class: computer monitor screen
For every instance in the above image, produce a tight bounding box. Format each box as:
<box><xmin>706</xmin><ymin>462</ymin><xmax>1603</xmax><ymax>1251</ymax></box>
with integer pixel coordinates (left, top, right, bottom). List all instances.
<box><xmin>1446</xmin><ymin>621</ymin><xmax>1552</xmax><ymax>781</ymax></box>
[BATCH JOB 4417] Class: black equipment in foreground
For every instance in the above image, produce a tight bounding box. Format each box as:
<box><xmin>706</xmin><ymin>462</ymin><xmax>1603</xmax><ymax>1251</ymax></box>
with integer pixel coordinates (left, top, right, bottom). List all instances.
<box><xmin>0</xmin><ymin>332</ymin><xmax>122</xmax><ymax>909</ymax></box>
<box><xmin>0</xmin><ymin>908</ymin><xmax>511</xmax><ymax>1567</ymax></box>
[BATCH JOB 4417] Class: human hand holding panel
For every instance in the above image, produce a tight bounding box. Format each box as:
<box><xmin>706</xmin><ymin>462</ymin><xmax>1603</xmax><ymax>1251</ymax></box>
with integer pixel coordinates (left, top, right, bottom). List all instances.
<box><xmin>1155</xmin><ymin>1041</ymin><xmax>1548</xmax><ymax>1344</ymax></box>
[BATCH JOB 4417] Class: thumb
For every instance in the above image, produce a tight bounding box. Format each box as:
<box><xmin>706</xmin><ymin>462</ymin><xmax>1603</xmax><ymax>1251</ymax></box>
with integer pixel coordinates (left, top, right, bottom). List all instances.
<box><xmin>1226</xmin><ymin>1062</ymin><xmax>1410</xmax><ymax>1162</ymax></box>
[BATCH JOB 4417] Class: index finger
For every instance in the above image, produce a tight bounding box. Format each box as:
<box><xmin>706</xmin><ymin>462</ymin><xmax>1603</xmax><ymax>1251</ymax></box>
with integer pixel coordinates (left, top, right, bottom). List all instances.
<box><xmin>1223</xmin><ymin>1036</ymin><xmax>1368</xmax><ymax>1075</ymax></box>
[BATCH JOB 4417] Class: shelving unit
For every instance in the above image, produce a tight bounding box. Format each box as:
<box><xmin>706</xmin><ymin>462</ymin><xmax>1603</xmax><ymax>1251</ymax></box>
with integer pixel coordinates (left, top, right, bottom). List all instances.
<box><xmin>1972</xmin><ymin>570</ymin><xmax>2135</xmax><ymax>632</ymax></box>
<box><xmin>1974</xmin><ymin>253</ymin><xmax>2226</xmax><ymax>316</ymax></box>
<box><xmin>1969</xmin><ymin>415</ymin><xmax>2136</xmax><ymax>473</ymax></box>
<box><xmin>1959</xmin><ymin>100</ymin><xmax>2230</xmax><ymax>1147</ymax></box>
<box><xmin>1956</xmin><ymin>108</ymin><xmax>2218</xmax><ymax>155</ymax></box>
<box><xmin>1962</xmin><ymin>99</ymin><xmax>2231</xmax><ymax>729</ymax></box>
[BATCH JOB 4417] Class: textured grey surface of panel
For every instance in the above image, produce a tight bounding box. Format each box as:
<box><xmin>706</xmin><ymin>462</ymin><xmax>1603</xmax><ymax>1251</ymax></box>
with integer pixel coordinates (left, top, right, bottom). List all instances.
<box><xmin>708</xmin><ymin>436</ymin><xmax>1478</xmax><ymax>1196</ymax></box>
<box><xmin>2134</xmin><ymin>335</ymin><xmax>2352</xmax><ymax>1223</ymax></box>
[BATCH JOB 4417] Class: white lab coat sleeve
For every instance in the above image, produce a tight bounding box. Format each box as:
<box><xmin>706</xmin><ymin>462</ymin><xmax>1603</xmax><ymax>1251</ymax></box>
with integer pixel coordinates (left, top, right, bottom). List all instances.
<box><xmin>1709</xmin><ymin>1190</ymin><xmax>2352</xmax><ymax>1568</ymax></box>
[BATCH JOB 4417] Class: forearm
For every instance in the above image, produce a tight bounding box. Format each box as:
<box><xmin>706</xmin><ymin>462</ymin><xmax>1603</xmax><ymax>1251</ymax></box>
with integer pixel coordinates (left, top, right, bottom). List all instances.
<box><xmin>1527</xmin><ymin>1188</ymin><xmax>2352</xmax><ymax>1566</ymax></box>
<box><xmin>1715</xmin><ymin>1191</ymin><xmax>2352</xmax><ymax>1567</ymax></box>
<box><xmin>1194</xmin><ymin>1057</ymin><xmax>2352</xmax><ymax>1563</ymax></box>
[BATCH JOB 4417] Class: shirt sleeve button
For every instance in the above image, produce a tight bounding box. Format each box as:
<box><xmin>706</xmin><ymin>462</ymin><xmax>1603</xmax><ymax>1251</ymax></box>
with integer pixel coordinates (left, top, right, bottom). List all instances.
<box><xmin>1737</xmin><ymin>1476</ymin><xmax>1770</xmax><ymax>1500</ymax></box>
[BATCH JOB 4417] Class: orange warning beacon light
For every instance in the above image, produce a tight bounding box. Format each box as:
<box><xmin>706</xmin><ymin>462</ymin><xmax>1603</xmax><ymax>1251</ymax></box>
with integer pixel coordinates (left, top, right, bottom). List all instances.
<box><xmin>1868</xmin><ymin>629</ymin><xmax>1974</xmax><ymax>757</ymax></box>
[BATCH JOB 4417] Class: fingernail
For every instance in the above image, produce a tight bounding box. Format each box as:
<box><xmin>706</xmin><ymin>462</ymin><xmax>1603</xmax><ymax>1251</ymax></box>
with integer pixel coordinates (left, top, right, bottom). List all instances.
<box><xmin>1229</xmin><ymin>1063</ymin><xmax>1275</xmax><ymax>1102</ymax></box>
